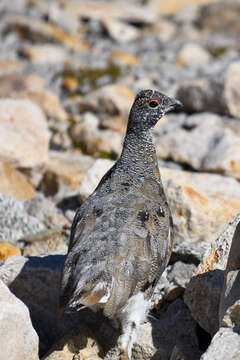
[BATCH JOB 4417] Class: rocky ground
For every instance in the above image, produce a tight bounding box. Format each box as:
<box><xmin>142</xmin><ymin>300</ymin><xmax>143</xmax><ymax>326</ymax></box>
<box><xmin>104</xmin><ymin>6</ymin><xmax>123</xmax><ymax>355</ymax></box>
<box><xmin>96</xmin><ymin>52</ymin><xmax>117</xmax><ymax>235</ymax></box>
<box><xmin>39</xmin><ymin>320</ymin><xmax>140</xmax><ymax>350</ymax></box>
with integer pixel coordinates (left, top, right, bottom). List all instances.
<box><xmin>1</xmin><ymin>0</ymin><xmax>240</xmax><ymax>359</ymax></box>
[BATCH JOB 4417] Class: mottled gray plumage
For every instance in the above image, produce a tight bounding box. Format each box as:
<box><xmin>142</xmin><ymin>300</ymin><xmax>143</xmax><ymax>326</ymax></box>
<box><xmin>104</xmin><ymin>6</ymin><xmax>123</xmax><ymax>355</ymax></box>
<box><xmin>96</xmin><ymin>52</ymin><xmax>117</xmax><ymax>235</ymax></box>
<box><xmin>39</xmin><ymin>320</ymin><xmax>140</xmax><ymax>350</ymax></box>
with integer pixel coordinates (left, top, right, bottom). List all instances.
<box><xmin>59</xmin><ymin>89</ymin><xmax>182</xmax><ymax>359</ymax></box>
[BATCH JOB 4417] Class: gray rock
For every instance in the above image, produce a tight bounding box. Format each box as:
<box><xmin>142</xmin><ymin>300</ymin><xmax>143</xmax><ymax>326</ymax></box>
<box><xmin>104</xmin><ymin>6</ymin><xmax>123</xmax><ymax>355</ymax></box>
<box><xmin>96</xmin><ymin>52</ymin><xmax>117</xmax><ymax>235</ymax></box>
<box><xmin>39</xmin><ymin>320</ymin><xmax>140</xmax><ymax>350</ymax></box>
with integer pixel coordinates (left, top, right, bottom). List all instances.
<box><xmin>0</xmin><ymin>279</ymin><xmax>39</xmax><ymax>360</ymax></box>
<box><xmin>167</xmin><ymin>261</ymin><xmax>197</xmax><ymax>288</ymax></box>
<box><xmin>0</xmin><ymin>194</ymin><xmax>46</xmax><ymax>246</ymax></box>
<box><xmin>184</xmin><ymin>269</ymin><xmax>224</xmax><ymax>336</ymax></box>
<box><xmin>155</xmin><ymin>112</ymin><xmax>240</xmax><ymax>179</ymax></box>
<box><xmin>200</xmin><ymin>327</ymin><xmax>240</xmax><ymax>360</ymax></box>
<box><xmin>219</xmin><ymin>219</ymin><xmax>240</xmax><ymax>325</ymax></box>
<box><xmin>134</xmin><ymin>299</ymin><xmax>202</xmax><ymax>360</ymax></box>
<box><xmin>196</xmin><ymin>0</ymin><xmax>240</xmax><ymax>38</ymax></box>
<box><xmin>198</xmin><ymin>213</ymin><xmax>240</xmax><ymax>274</ymax></box>
<box><xmin>184</xmin><ymin>214</ymin><xmax>240</xmax><ymax>336</ymax></box>
<box><xmin>171</xmin><ymin>241</ymin><xmax>210</xmax><ymax>265</ymax></box>
<box><xmin>23</xmin><ymin>193</ymin><xmax>69</xmax><ymax>229</ymax></box>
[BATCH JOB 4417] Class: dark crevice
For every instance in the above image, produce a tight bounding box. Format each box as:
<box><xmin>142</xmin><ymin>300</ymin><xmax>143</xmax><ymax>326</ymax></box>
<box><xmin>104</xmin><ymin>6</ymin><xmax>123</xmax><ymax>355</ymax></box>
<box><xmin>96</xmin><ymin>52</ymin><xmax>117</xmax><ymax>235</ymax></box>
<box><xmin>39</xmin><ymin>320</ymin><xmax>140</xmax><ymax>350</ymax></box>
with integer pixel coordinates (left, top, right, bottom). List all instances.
<box><xmin>195</xmin><ymin>323</ymin><xmax>212</xmax><ymax>351</ymax></box>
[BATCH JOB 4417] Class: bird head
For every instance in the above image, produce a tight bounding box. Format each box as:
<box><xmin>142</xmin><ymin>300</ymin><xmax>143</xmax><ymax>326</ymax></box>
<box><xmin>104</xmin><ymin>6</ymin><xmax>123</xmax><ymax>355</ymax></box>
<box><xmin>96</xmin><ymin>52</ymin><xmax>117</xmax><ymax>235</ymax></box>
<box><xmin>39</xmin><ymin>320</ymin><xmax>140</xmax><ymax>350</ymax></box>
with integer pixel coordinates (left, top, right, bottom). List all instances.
<box><xmin>128</xmin><ymin>89</ymin><xmax>182</xmax><ymax>133</ymax></box>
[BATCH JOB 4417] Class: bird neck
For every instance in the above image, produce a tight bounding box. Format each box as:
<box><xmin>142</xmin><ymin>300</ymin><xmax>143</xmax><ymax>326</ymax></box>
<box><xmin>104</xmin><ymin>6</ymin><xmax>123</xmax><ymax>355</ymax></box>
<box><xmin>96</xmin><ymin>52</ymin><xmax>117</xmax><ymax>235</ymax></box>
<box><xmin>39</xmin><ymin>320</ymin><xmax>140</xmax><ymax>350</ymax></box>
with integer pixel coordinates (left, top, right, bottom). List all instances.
<box><xmin>119</xmin><ymin>128</ymin><xmax>159</xmax><ymax>177</ymax></box>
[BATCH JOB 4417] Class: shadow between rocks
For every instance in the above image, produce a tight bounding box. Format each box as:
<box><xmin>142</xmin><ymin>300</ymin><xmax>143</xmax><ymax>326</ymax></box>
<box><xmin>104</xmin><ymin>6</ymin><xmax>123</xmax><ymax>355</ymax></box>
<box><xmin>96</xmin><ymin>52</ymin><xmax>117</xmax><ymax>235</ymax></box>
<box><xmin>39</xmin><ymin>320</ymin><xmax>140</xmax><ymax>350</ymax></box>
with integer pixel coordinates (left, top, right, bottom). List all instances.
<box><xmin>8</xmin><ymin>254</ymin><xmax>119</xmax><ymax>358</ymax></box>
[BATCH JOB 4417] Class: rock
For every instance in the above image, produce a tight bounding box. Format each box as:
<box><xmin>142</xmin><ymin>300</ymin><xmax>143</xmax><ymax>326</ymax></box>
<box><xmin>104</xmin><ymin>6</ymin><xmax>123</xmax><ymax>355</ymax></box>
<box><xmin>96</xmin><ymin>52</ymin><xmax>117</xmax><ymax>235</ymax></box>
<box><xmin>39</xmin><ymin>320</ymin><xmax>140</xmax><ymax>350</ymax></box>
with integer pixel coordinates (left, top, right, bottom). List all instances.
<box><xmin>219</xmin><ymin>218</ymin><xmax>240</xmax><ymax>325</ymax></box>
<box><xmin>176</xmin><ymin>77</ymin><xmax>225</xmax><ymax>114</ymax></box>
<box><xmin>71</xmin><ymin>112</ymin><xmax>122</xmax><ymax>157</ymax></box>
<box><xmin>78</xmin><ymin>84</ymin><xmax>135</xmax><ymax>124</ymax></box>
<box><xmin>103</xmin><ymin>18</ymin><xmax>140</xmax><ymax>43</ymax></box>
<box><xmin>152</xmin><ymin>19</ymin><xmax>177</xmax><ymax>42</ymax></box>
<box><xmin>171</xmin><ymin>241</ymin><xmax>209</xmax><ymax>265</ymax></box>
<box><xmin>134</xmin><ymin>299</ymin><xmax>202</xmax><ymax>360</ymax></box>
<box><xmin>19</xmin><ymin>44</ymin><xmax>69</xmax><ymax>64</ymax></box>
<box><xmin>184</xmin><ymin>214</ymin><xmax>240</xmax><ymax>336</ymax></box>
<box><xmin>0</xmin><ymin>279</ymin><xmax>39</xmax><ymax>360</ymax></box>
<box><xmin>155</xmin><ymin>113</ymin><xmax>240</xmax><ymax>179</ymax></box>
<box><xmin>23</xmin><ymin>193</ymin><xmax>69</xmax><ymax>229</ymax></box>
<box><xmin>196</xmin><ymin>0</ymin><xmax>240</xmax><ymax>37</ymax></box>
<box><xmin>0</xmin><ymin>253</ymin><xmax>105</xmax><ymax>357</ymax></box>
<box><xmin>150</xmin><ymin>0</ymin><xmax>213</xmax><ymax>15</ymax></box>
<box><xmin>0</xmin><ymin>241</ymin><xmax>21</xmax><ymax>260</ymax></box>
<box><xmin>0</xmin><ymin>98</ymin><xmax>50</xmax><ymax>168</ymax></box>
<box><xmin>175</xmin><ymin>42</ymin><xmax>211</xmax><ymax>67</ymax></box>
<box><xmin>184</xmin><ymin>269</ymin><xmax>224</xmax><ymax>336</ymax></box>
<box><xmin>224</xmin><ymin>61</ymin><xmax>240</xmax><ymax>118</ymax></box>
<box><xmin>0</xmin><ymin>59</ymin><xmax>23</xmax><ymax>76</ymax></box>
<box><xmin>167</xmin><ymin>261</ymin><xmax>197</xmax><ymax>288</ymax></box>
<box><xmin>221</xmin><ymin>299</ymin><xmax>240</xmax><ymax>332</ymax></box>
<box><xmin>5</xmin><ymin>15</ymin><xmax>89</xmax><ymax>51</ymax></box>
<box><xmin>79</xmin><ymin>159</ymin><xmax>114</xmax><ymax>200</ymax></box>
<box><xmin>43</xmin><ymin>328</ymin><xmax>102</xmax><ymax>360</ymax></box>
<box><xmin>0</xmin><ymin>160</ymin><xmax>35</xmax><ymax>200</ymax></box>
<box><xmin>0</xmin><ymin>74</ymin><xmax>45</xmax><ymax>97</ymax></box>
<box><xmin>197</xmin><ymin>213</ymin><xmax>240</xmax><ymax>274</ymax></box>
<box><xmin>66</xmin><ymin>1</ymin><xmax>156</xmax><ymax>25</ymax></box>
<box><xmin>161</xmin><ymin>168</ymin><xmax>240</xmax><ymax>244</ymax></box>
<box><xmin>0</xmin><ymin>195</ymin><xmax>46</xmax><ymax>246</ymax></box>
<box><xmin>0</xmin><ymin>254</ymin><xmax>65</xmax><ymax>356</ymax></box>
<box><xmin>108</xmin><ymin>50</ymin><xmax>139</xmax><ymax>66</ymax></box>
<box><xmin>39</xmin><ymin>151</ymin><xmax>94</xmax><ymax>196</ymax></box>
<box><xmin>200</xmin><ymin>327</ymin><xmax>240</xmax><ymax>360</ymax></box>
<box><xmin>19</xmin><ymin>90</ymin><xmax>68</xmax><ymax>122</ymax></box>
<box><xmin>22</xmin><ymin>228</ymin><xmax>68</xmax><ymax>257</ymax></box>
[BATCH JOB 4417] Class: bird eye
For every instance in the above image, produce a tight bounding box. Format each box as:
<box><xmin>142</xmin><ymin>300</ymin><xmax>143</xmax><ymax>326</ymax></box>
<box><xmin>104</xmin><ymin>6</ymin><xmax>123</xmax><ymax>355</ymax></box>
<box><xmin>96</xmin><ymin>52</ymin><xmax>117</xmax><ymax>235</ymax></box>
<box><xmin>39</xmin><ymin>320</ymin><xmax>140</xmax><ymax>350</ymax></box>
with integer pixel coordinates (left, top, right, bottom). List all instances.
<box><xmin>148</xmin><ymin>100</ymin><xmax>159</xmax><ymax>108</ymax></box>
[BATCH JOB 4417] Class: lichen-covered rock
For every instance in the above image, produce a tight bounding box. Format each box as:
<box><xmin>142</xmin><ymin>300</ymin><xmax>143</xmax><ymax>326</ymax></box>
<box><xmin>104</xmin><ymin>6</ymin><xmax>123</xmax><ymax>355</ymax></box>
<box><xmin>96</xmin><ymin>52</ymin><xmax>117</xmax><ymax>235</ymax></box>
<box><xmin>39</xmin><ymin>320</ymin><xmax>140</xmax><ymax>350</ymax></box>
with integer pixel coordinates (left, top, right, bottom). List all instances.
<box><xmin>0</xmin><ymin>279</ymin><xmax>39</xmax><ymax>360</ymax></box>
<box><xmin>0</xmin><ymin>195</ymin><xmax>46</xmax><ymax>246</ymax></box>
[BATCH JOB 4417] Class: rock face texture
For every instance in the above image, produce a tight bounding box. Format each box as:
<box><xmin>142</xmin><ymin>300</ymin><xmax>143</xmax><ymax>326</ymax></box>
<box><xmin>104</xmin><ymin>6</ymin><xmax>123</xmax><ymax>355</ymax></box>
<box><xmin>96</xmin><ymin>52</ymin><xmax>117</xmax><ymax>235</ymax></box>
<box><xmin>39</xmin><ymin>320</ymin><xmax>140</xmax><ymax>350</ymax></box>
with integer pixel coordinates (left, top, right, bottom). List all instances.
<box><xmin>0</xmin><ymin>279</ymin><xmax>39</xmax><ymax>360</ymax></box>
<box><xmin>0</xmin><ymin>99</ymin><xmax>50</xmax><ymax>168</ymax></box>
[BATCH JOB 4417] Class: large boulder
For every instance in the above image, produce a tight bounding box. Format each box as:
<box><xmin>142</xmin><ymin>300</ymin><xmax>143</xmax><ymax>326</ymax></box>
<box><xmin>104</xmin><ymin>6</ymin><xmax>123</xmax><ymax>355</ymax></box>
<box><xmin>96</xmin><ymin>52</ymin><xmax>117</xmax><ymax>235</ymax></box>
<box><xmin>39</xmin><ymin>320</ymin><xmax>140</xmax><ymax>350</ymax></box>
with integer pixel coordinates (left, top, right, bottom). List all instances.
<box><xmin>0</xmin><ymin>98</ymin><xmax>50</xmax><ymax>168</ymax></box>
<box><xmin>0</xmin><ymin>279</ymin><xmax>39</xmax><ymax>360</ymax></box>
<box><xmin>184</xmin><ymin>214</ymin><xmax>240</xmax><ymax>336</ymax></box>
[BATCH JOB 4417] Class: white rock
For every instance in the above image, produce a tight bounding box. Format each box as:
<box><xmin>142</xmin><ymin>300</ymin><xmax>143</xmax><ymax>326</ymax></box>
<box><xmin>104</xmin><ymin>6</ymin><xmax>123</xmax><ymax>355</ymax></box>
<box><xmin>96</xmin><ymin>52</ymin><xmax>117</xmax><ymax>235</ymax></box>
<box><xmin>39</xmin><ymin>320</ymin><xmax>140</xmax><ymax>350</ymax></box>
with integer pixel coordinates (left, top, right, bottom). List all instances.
<box><xmin>79</xmin><ymin>159</ymin><xmax>114</xmax><ymax>200</ymax></box>
<box><xmin>0</xmin><ymin>99</ymin><xmax>50</xmax><ymax>168</ymax></box>
<box><xmin>0</xmin><ymin>279</ymin><xmax>39</xmax><ymax>360</ymax></box>
<box><xmin>176</xmin><ymin>42</ymin><xmax>211</xmax><ymax>67</ymax></box>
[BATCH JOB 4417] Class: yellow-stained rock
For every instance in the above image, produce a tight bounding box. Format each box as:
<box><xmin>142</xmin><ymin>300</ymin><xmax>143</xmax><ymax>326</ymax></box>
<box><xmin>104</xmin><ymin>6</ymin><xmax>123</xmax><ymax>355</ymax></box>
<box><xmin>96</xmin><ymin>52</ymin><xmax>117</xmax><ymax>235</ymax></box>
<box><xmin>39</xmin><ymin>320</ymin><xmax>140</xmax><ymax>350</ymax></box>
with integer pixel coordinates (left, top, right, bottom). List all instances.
<box><xmin>109</xmin><ymin>50</ymin><xmax>139</xmax><ymax>66</ymax></box>
<box><xmin>0</xmin><ymin>241</ymin><xmax>21</xmax><ymax>260</ymax></box>
<box><xmin>40</xmin><ymin>150</ymin><xmax>94</xmax><ymax>196</ymax></box>
<box><xmin>6</xmin><ymin>16</ymin><xmax>89</xmax><ymax>51</ymax></box>
<box><xmin>161</xmin><ymin>168</ymin><xmax>240</xmax><ymax>245</ymax></box>
<box><xmin>0</xmin><ymin>160</ymin><xmax>35</xmax><ymax>200</ymax></box>
<box><xmin>150</xmin><ymin>0</ymin><xmax>217</xmax><ymax>15</ymax></box>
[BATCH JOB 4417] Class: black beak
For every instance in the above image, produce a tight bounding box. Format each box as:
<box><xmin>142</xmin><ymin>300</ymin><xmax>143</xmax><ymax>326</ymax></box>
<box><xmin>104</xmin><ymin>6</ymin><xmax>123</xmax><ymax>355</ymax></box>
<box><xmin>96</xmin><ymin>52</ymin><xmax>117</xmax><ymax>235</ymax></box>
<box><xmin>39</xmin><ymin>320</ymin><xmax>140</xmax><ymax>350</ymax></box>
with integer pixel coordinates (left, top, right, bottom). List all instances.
<box><xmin>165</xmin><ymin>98</ymin><xmax>183</xmax><ymax>114</ymax></box>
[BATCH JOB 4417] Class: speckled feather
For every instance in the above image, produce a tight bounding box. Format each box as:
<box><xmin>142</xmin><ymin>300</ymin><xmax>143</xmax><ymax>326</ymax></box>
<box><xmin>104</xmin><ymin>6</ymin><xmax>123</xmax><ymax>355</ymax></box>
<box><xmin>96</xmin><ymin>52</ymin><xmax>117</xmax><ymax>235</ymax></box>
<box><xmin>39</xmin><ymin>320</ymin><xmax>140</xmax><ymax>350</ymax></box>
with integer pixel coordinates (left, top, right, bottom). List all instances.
<box><xmin>59</xmin><ymin>89</ymin><xmax>181</xmax><ymax>357</ymax></box>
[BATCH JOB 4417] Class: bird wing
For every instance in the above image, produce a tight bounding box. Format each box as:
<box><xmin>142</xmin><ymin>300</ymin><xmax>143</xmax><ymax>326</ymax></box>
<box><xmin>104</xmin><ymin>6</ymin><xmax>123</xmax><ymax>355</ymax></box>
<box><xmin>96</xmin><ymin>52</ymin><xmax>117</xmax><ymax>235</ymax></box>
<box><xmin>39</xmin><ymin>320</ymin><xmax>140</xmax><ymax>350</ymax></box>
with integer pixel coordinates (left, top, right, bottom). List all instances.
<box><xmin>59</xmin><ymin>176</ymin><xmax>172</xmax><ymax>315</ymax></box>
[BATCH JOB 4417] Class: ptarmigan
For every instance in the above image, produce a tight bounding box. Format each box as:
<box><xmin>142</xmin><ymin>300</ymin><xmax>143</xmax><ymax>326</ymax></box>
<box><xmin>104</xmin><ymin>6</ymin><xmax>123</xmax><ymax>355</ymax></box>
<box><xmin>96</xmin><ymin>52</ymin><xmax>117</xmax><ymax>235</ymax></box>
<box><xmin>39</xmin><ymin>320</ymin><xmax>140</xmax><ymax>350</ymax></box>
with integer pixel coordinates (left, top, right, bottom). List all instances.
<box><xmin>59</xmin><ymin>89</ymin><xmax>182</xmax><ymax>359</ymax></box>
